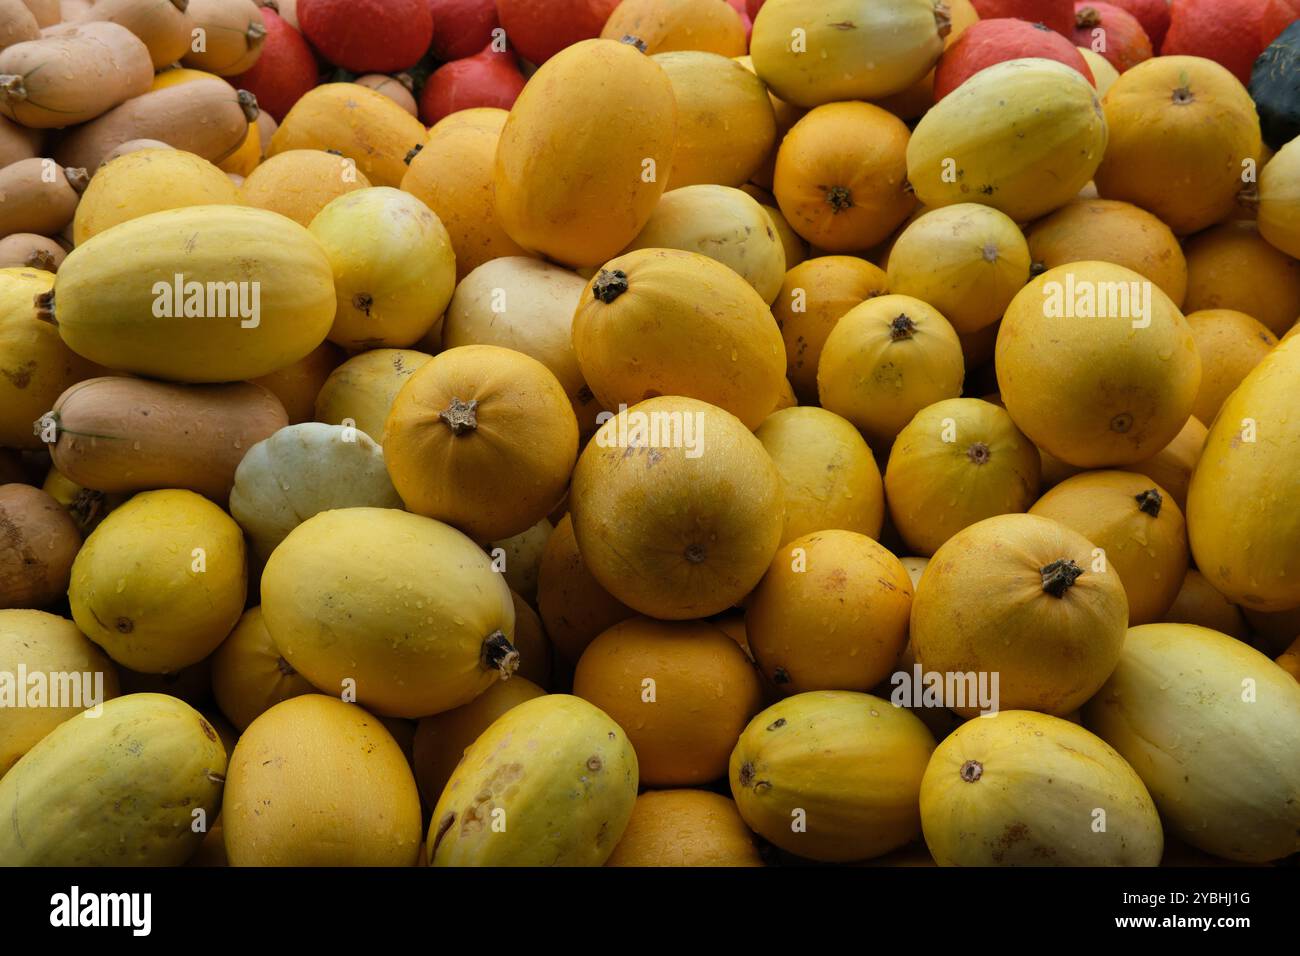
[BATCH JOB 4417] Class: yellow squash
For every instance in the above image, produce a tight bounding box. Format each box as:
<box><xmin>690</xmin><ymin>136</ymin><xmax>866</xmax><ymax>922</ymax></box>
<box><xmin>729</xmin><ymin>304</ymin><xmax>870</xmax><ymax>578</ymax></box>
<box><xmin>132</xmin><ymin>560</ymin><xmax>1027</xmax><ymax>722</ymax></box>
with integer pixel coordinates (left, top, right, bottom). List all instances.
<box><xmin>313</xmin><ymin>347</ymin><xmax>431</xmax><ymax>441</ymax></box>
<box><xmin>259</xmin><ymin>507</ymin><xmax>516</xmax><ymax>718</ymax></box>
<box><xmin>1084</xmin><ymin>624</ymin><xmax>1300</xmax><ymax>862</ymax></box>
<box><xmin>428</xmin><ymin>694</ymin><xmax>639</xmax><ymax>866</ymax></box>
<box><xmin>1257</xmin><ymin>135</ymin><xmax>1300</xmax><ymax>259</ymax></box>
<box><xmin>239</xmin><ymin>148</ymin><xmax>372</xmax><ymax>227</ymax></box>
<box><xmin>50</xmin><ymin>204</ymin><xmax>336</xmax><ymax>383</ymax></box>
<box><xmin>921</xmin><ymin>710</ymin><xmax>1163</xmax><ymax>866</ymax></box>
<box><xmin>729</xmin><ymin>691</ymin><xmax>936</xmax><ymax>862</ymax></box>
<box><xmin>0</xmin><ymin>693</ymin><xmax>226</xmax><ymax>865</ymax></box>
<box><xmin>210</xmin><ymin>607</ymin><xmax>315</xmax><ymax>731</ymax></box>
<box><xmin>605</xmin><ymin>790</ymin><xmax>763</xmax><ymax>867</ymax></box>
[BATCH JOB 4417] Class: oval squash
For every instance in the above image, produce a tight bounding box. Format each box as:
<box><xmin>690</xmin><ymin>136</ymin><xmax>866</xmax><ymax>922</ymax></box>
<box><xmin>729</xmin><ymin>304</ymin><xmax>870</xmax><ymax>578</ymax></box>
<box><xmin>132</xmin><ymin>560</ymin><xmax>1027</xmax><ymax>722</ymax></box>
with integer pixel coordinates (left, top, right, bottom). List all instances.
<box><xmin>0</xmin><ymin>232</ymin><xmax>61</xmax><ymax>271</ymax></box>
<box><xmin>0</xmin><ymin>483</ymin><xmax>80</xmax><ymax>610</ymax></box>
<box><xmin>599</xmin><ymin>0</ymin><xmax>746</xmax><ymax>56</ymax></box>
<box><xmin>1084</xmin><ymin>623</ymin><xmax>1300</xmax><ymax>862</ymax></box>
<box><xmin>210</xmin><ymin>606</ymin><xmax>316</xmax><ymax>731</ymax></box>
<box><xmin>1256</xmin><ymin>135</ymin><xmax>1300</xmax><ymax>258</ymax></box>
<box><xmin>0</xmin><ymin>157</ymin><xmax>87</xmax><ymax>237</ymax></box>
<box><xmin>181</xmin><ymin>0</ymin><xmax>266</xmax><ymax>75</ymax></box>
<box><xmin>238</xmin><ymin>148</ymin><xmax>372</xmax><ymax>227</ymax></box>
<box><xmin>259</xmin><ymin>507</ymin><xmax>517</xmax><ymax>718</ymax></box>
<box><xmin>428</xmin><ymin>694</ymin><xmax>639</xmax><ymax>866</ymax></box>
<box><xmin>535</xmin><ymin>512</ymin><xmax>636</xmax><ymax>665</ymax></box>
<box><xmin>77</xmin><ymin>0</ymin><xmax>194</xmax><ymax>70</ymax></box>
<box><xmin>1182</xmin><ymin>221</ymin><xmax>1300</xmax><ymax>338</ymax></box>
<box><xmin>729</xmin><ymin>690</ymin><xmax>936</xmax><ymax>862</ymax></box>
<box><xmin>605</xmin><ymin>789</ymin><xmax>762</xmax><ymax>867</ymax></box>
<box><xmin>312</xmin><ymin>347</ymin><xmax>431</xmax><ymax>441</ymax></box>
<box><xmin>1186</xmin><ymin>308</ymin><xmax>1278</xmax><ymax>424</ymax></box>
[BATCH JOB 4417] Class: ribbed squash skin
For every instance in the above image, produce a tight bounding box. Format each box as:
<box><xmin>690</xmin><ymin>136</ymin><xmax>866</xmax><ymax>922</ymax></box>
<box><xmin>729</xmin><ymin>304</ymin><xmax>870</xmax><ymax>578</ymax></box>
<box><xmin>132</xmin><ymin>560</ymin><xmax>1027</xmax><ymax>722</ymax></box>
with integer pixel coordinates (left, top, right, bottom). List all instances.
<box><xmin>52</xmin><ymin>205</ymin><xmax>336</xmax><ymax>383</ymax></box>
<box><xmin>908</xmin><ymin>58</ymin><xmax>1107</xmax><ymax>222</ymax></box>
<box><xmin>260</xmin><ymin>507</ymin><xmax>516</xmax><ymax>718</ymax></box>
<box><xmin>1186</xmin><ymin>335</ymin><xmax>1300</xmax><ymax>611</ymax></box>
<box><xmin>428</xmin><ymin>694</ymin><xmax>639</xmax><ymax>866</ymax></box>
<box><xmin>1084</xmin><ymin>623</ymin><xmax>1300</xmax><ymax>862</ymax></box>
<box><xmin>921</xmin><ymin>710</ymin><xmax>1164</xmax><ymax>866</ymax></box>
<box><xmin>494</xmin><ymin>39</ymin><xmax>678</xmax><ymax>268</ymax></box>
<box><xmin>0</xmin><ymin>693</ymin><xmax>227</xmax><ymax>865</ymax></box>
<box><xmin>729</xmin><ymin>691</ymin><xmax>936</xmax><ymax>862</ymax></box>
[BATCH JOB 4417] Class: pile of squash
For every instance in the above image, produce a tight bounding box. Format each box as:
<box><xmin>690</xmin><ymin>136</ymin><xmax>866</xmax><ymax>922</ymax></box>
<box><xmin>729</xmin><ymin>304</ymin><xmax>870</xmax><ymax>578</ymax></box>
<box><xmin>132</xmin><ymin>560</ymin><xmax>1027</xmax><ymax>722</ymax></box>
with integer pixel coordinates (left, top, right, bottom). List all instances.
<box><xmin>0</xmin><ymin>0</ymin><xmax>1298</xmax><ymax>869</ymax></box>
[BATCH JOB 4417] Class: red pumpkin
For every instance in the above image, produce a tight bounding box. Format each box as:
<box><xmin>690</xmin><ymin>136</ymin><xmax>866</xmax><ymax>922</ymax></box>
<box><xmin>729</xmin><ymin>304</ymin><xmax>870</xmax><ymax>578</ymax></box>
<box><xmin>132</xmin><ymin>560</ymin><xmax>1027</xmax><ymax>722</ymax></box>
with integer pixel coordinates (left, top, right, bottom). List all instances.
<box><xmin>746</xmin><ymin>0</ymin><xmax>764</xmax><ymax>16</ymax></box>
<box><xmin>298</xmin><ymin>0</ymin><xmax>433</xmax><ymax>72</ymax></box>
<box><xmin>495</xmin><ymin>0</ymin><xmax>621</xmax><ymax>65</ymax></box>
<box><xmin>1261</xmin><ymin>0</ymin><xmax>1300</xmax><ymax>44</ymax></box>
<box><xmin>429</xmin><ymin>0</ymin><xmax>500</xmax><ymax>61</ymax></box>
<box><xmin>231</xmin><ymin>9</ymin><xmax>318</xmax><ymax>122</ymax></box>
<box><xmin>970</xmin><ymin>0</ymin><xmax>1076</xmax><ymax>35</ymax></box>
<box><xmin>418</xmin><ymin>44</ymin><xmax>527</xmax><ymax>124</ymax></box>
<box><xmin>936</xmin><ymin>19</ymin><xmax>1095</xmax><ymax>100</ymax></box>
<box><xmin>1106</xmin><ymin>0</ymin><xmax>1172</xmax><ymax>47</ymax></box>
<box><xmin>1163</xmin><ymin>0</ymin><xmax>1270</xmax><ymax>84</ymax></box>
<box><xmin>1073</xmin><ymin>2</ymin><xmax>1154</xmax><ymax>72</ymax></box>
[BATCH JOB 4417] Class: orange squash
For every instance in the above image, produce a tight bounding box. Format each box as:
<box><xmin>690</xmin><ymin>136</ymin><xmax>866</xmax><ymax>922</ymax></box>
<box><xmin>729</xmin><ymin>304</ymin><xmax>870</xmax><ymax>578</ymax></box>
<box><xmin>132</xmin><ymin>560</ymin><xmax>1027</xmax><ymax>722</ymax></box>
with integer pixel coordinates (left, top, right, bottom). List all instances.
<box><xmin>1026</xmin><ymin>198</ymin><xmax>1188</xmax><ymax>308</ymax></box>
<box><xmin>506</xmin><ymin>591</ymin><xmax>553</xmax><ymax>688</ymax></box>
<box><xmin>383</xmin><ymin>345</ymin><xmax>578</xmax><ymax>542</ymax></box>
<box><xmin>911</xmin><ymin>513</ymin><xmax>1129</xmax><ymax>717</ymax></box>
<box><xmin>238</xmin><ymin>148</ymin><xmax>371</xmax><ymax>226</ymax></box>
<box><xmin>755</xmin><ymin>406</ymin><xmax>884</xmax><ymax>546</ymax></box>
<box><xmin>773</xmin><ymin>102</ymin><xmax>913</xmax><ymax>252</ymax></box>
<box><xmin>210</xmin><ymin>606</ymin><xmax>315</xmax><ymax>731</ymax></box>
<box><xmin>571</xmin><ymin>248</ymin><xmax>785</xmax><ymax>430</ymax></box>
<box><xmin>885</xmin><ymin>398</ymin><xmax>1041</xmax><ymax>556</ymax></box>
<box><xmin>605</xmin><ymin>790</ymin><xmax>763</xmax><ymax>866</ymax></box>
<box><xmin>1162</xmin><ymin>569</ymin><xmax>1250</xmax><ymax>642</ymax></box>
<box><xmin>573</xmin><ymin>616</ymin><xmax>763</xmax><ymax>786</ymax></box>
<box><xmin>1125</xmin><ymin>414</ymin><xmax>1207</xmax><ymax>513</ymax></box>
<box><xmin>599</xmin><ymin>0</ymin><xmax>747</xmax><ymax>56</ymax></box>
<box><xmin>569</xmin><ymin>396</ymin><xmax>784</xmax><ymax>620</ymax></box>
<box><xmin>250</xmin><ymin>340</ymin><xmax>344</xmax><ymax>425</ymax></box>
<box><xmin>996</xmin><ymin>261</ymin><xmax>1201</xmax><ymax>467</ymax></box>
<box><xmin>1029</xmin><ymin>470</ymin><xmax>1189</xmax><ymax>625</ymax></box>
<box><xmin>885</xmin><ymin>203</ymin><xmax>1031</xmax><ymax>335</ymax></box>
<box><xmin>772</xmin><ymin>255</ymin><xmax>888</xmax><ymax>403</ymax></box>
<box><xmin>1278</xmin><ymin>636</ymin><xmax>1300</xmax><ymax>681</ymax></box>
<box><xmin>746</xmin><ymin>530</ymin><xmax>913</xmax><ymax>695</ymax></box>
<box><xmin>817</xmin><ymin>293</ymin><xmax>965</xmax><ymax>449</ymax></box>
<box><xmin>1094</xmin><ymin>56</ymin><xmax>1263</xmax><ymax>235</ymax></box>
<box><xmin>1182</xmin><ymin>221</ymin><xmax>1300</xmax><ymax>337</ymax></box>
<box><xmin>536</xmin><ymin>513</ymin><xmax>636</xmax><ymax>664</ymax></box>
<box><xmin>1186</xmin><ymin>309</ymin><xmax>1279</xmax><ymax>424</ymax></box>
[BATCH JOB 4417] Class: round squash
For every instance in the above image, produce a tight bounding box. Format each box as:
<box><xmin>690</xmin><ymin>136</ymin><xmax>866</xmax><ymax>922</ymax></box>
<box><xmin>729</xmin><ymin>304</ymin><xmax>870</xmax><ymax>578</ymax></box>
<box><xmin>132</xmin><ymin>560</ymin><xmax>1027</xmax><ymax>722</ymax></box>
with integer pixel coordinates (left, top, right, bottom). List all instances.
<box><xmin>313</xmin><ymin>347</ymin><xmax>431</xmax><ymax>441</ymax></box>
<box><xmin>885</xmin><ymin>204</ymin><xmax>1031</xmax><ymax>335</ymax></box>
<box><xmin>249</xmin><ymin>340</ymin><xmax>344</xmax><ymax>425</ymax></box>
<box><xmin>1026</xmin><ymin>198</ymin><xmax>1188</xmax><ymax>308</ymax></box>
<box><xmin>485</xmin><ymin>520</ymin><xmax>552</xmax><ymax>606</ymax></box>
<box><xmin>911</xmin><ymin>513</ymin><xmax>1130</xmax><ymax>716</ymax></box>
<box><xmin>750</xmin><ymin>0</ymin><xmax>948</xmax><ymax>108</ymax></box>
<box><xmin>605</xmin><ymin>790</ymin><xmax>763</xmax><ymax>867</ymax></box>
<box><xmin>773</xmin><ymin>102</ymin><xmax>913</xmax><ymax>253</ymax></box>
<box><xmin>0</xmin><ymin>609</ymin><xmax>120</xmax><ymax>776</ymax></box>
<box><xmin>411</xmin><ymin>674</ymin><xmax>546</xmax><ymax>807</ymax></box>
<box><xmin>238</xmin><ymin>148</ymin><xmax>372</xmax><ymax>227</ymax></box>
<box><xmin>399</xmin><ymin>107</ymin><xmax>535</xmax><ymax>281</ymax></box>
<box><xmin>746</xmin><ymin>531</ymin><xmax>913</xmax><ymax>695</ymax></box>
<box><xmin>1094</xmin><ymin>56</ymin><xmax>1263</xmax><ymax>235</ymax></box>
<box><xmin>69</xmin><ymin>489</ymin><xmax>247</xmax><ymax>673</ymax></box>
<box><xmin>1256</xmin><ymin>135</ymin><xmax>1300</xmax><ymax>258</ymax></box>
<box><xmin>0</xmin><ymin>266</ymin><xmax>100</xmax><ymax>450</ymax></box>
<box><xmin>920</xmin><ymin>710</ymin><xmax>1164</xmax><ymax>866</ymax></box>
<box><xmin>1125</xmin><ymin>414</ymin><xmax>1207</xmax><ymax>512</ymax></box>
<box><xmin>383</xmin><ymin>345</ymin><xmax>578</xmax><ymax>543</ymax></box>
<box><xmin>428</xmin><ymin>694</ymin><xmax>638</xmax><ymax>866</ymax></box>
<box><xmin>1084</xmin><ymin>623</ymin><xmax>1300</xmax><ymax>862</ymax></box>
<box><xmin>72</xmin><ymin>148</ymin><xmax>239</xmax><ymax>245</ymax></box>
<box><xmin>1186</xmin><ymin>308</ymin><xmax>1279</xmax><ymax>424</ymax></box>
<box><xmin>729</xmin><ymin>690</ymin><xmax>936</xmax><ymax>862</ymax></box>
<box><xmin>621</xmin><ymin>185</ymin><xmax>786</xmax><ymax>304</ymax></box>
<box><xmin>569</xmin><ymin>396</ymin><xmax>784</xmax><ymax>620</ymax></box>
<box><xmin>1186</xmin><ymin>334</ymin><xmax>1300</xmax><ymax>611</ymax></box>
<box><xmin>260</xmin><ymin>507</ymin><xmax>517</xmax><ymax>717</ymax></box>
<box><xmin>440</xmin><ymin>256</ymin><xmax>598</xmax><ymax>433</ymax></box>
<box><xmin>1162</xmin><ymin>568</ymin><xmax>1250</xmax><ymax>641</ymax></box>
<box><xmin>571</xmin><ymin>249</ymin><xmax>785</xmax><ymax>430</ymax></box>
<box><xmin>1078</xmin><ymin>44</ymin><xmax>1119</xmax><ymax>95</ymax></box>
<box><xmin>210</xmin><ymin>606</ymin><xmax>316</xmax><ymax>731</ymax></box>
<box><xmin>996</xmin><ymin>261</ymin><xmax>1201</xmax><ymax>467</ymax></box>
<box><xmin>599</xmin><ymin>0</ymin><xmax>746</xmax><ymax>55</ymax></box>
<box><xmin>652</xmin><ymin>50</ymin><xmax>775</xmax><ymax>189</ymax></box>
<box><xmin>1029</xmin><ymin>470</ymin><xmax>1189</xmax><ymax>625</ymax></box>
<box><xmin>494</xmin><ymin>38</ymin><xmax>678</xmax><ymax>268</ymax></box>
<box><xmin>755</xmin><ymin>405</ymin><xmax>884</xmax><ymax>546</ymax></box>
<box><xmin>224</xmin><ymin>694</ymin><xmax>422</xmax><ymax>866</ymax></box>
<box><xmin>817</xmin><ymin>293</ymin><xmax>965</xmax><ymax>449</ymax></box>
<box><xmin>308</xmin><ymin>186</ymin><xmax>456</xmax><ymax>349</ymax></box>
<box><xmin>772</xmin><ymin>255</ymin><xmax>888</xmax><ymax>403</ymax></box>
<box><xmin>229</xmin><ymin>422</ymin><xmax>401</xmax><ymax>562</ymax></box>
<box><xmin>885</xmin><ymin>398</ymin><xmax>1041</xmax><ymax>556</ymax></box>
<box><xmin>536</xmin><ymin>513</ymin><xmax>636</xmax><ymax>665</ymax></box>
<box><xmin>907</xmin><ymin>58</ymin><xmax>1108</xmax><ymax>222</ymax></box>
<box><xmin>49</xmin><ymin>204</ymin><xmax>336</xmax><ymax>384</ymax></box>
<box><xmin>573</xmin><ymin>616</ymin><xmax>763</xmax><ymax>787</ymax></box>
<box><xmin>1182</xmin><ymin>221</ymin><xmax>1300</xmax><ymax>338</ymax></box>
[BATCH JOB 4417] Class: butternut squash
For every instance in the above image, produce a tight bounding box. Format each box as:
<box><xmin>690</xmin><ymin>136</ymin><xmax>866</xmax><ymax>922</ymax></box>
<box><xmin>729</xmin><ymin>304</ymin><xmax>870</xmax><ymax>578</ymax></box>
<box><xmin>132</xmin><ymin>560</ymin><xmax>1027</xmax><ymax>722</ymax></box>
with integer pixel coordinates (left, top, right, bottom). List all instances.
<box><xmin>0</xmin><ymin>482</ymin><xmax>79</xmax><ymax>609</ymax></box>
<box><xmin>77</xmin><ymin>0</ymin><xmax>194</xmax><ymax>69</ymax></box>
<box><xmin>182</xmin><ymin>0</ymin><xmax>266</xmax><ymax>76</ymax></box>
<box><xmin>0</xmin><ymin>157</ymin><xmax>87</xmax><ymax>237</ymax></box>
<box><xmin>0</xmin><ymin>232</ymin><xmax>62</xmax><ymax>271</ymax></box>
<box><xmin>0</xmin><ymin>0</ymin><xmax>38</xmax><ymax>54</ymax></box>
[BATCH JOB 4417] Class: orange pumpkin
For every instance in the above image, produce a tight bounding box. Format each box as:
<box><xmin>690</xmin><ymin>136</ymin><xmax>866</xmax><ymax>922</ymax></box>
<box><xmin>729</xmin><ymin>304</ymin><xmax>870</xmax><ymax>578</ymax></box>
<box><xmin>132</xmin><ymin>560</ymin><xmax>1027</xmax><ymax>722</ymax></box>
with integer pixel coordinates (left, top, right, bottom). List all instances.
<box><xmin>572</xmin><ymin>617</ymin><xmax>763</xmax><ymax>786</ymax></box>
<box><xmin>535</xmin><ymin>514</ymin><xmax>636</xmax><ymax>665</ymax></box>
<box><xmin>599</xmin><ymin>0</ymin><xmax>747</xmax><ymax>56</ymax></box>
<box><xmin>1182</xmin><ymin>221</ymin><xmax>1300</xmax><ymax>338</ymax></box>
